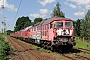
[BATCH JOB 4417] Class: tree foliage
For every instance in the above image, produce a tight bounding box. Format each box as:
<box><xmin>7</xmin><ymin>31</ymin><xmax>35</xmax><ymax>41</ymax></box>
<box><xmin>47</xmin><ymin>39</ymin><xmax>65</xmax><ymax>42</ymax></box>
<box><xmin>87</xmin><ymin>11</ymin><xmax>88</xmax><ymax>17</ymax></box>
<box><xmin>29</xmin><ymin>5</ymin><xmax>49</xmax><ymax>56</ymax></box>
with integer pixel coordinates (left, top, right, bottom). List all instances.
<box><xmin>73</xmin><ymin>19</ymin><xmax>81</xmax><ymax>36</ymax></box>
<box><xmin>34</xmin><ymin>17</ymin><xmax>43</xmax><ymax>24</ymax></box>
<box><xmin>75</xmin><ymin>19</ymin><xmax>81</xmax><ymax>36</ymax></box>
<box><xmin>80</xmin><ymin>10</ymin><xmax>90</xmax><ymax>40</ymax></box>
<box><xmin>84</xmin><ymin>10</ymin><xmax>90</xmax><ymax>39</ymax></box>
<box><xmin>51</xmin><ymin>2</ymin><xmax>65</xmax><ymax>18</ymax></box>
<box><xmin>73</xmin><ymin>10</ymin><xmax>90</xmax><ymax>40</ymax></box>
<box><xmin>14</xmin><ymin>16</ymin><xmax>31</xmax><ymax>32</ymax></box>
<box><xmin>85</xmin><ymin>10</ymin><xmax>90</xmax><ymax>28</ymax></box>
<box><xmin>6</xmin><ymin>30</ymin><xmax>13</xmax><ymax>35</ymax></box>
<box><xmin>80</xmin><ymin>19</ymin><xmax>88</xmax><ymax>39</ymax></box>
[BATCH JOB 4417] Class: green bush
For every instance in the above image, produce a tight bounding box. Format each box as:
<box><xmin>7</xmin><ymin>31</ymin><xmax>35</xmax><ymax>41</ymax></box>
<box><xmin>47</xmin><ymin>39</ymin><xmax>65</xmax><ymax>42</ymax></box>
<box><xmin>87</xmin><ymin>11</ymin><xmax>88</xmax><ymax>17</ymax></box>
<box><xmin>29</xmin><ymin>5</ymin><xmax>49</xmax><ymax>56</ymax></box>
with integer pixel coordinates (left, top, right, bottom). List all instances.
<box><xmin>0</xmin><ymin>34</ymin><xmax>11</xmax><ymax>60</ymax></box>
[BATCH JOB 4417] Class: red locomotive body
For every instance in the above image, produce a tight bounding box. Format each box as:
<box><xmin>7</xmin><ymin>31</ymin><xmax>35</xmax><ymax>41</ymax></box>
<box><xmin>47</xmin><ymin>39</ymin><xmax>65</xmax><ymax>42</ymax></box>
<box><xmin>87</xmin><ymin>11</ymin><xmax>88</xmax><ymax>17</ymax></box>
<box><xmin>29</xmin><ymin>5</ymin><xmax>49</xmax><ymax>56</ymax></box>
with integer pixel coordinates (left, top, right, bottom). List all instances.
<box><xmin>11</xmin><ymin>17</ymin><xmax>76</xmax><ymax>50</ymax></box>
<box><xmin>18</xmin><ymin>26</ymin><xmax>31</xmax><ymax>41</ymax></box>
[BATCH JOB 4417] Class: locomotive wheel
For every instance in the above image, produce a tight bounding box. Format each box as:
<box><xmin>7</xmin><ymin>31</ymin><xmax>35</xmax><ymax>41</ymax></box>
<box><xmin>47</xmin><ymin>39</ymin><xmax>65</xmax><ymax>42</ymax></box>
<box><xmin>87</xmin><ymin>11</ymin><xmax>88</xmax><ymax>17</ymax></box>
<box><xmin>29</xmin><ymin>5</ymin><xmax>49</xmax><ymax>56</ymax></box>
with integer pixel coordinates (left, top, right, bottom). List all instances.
<box><xmin>51</xmin><ymin>45</ymin><xmax>56</xmax><ymax>52</ymax></box>
<box><xmin>40</xmin><ymin>41</ymin><xmax>44</xmax><ymax>47</ymax></box>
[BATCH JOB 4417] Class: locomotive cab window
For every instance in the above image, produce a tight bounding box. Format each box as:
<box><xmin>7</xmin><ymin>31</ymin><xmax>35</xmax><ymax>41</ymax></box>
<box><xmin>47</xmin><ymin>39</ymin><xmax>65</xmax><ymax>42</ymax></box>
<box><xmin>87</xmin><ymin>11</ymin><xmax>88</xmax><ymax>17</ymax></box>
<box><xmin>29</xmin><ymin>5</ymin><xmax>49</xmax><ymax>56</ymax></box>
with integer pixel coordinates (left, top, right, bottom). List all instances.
<box><xmin>65</xmin><ymin>22</ymin><xmax>72</xmax><ymax>28</ymax></box>
<box><xmin>56</xmin><ymin>22</ymin><xmax>63</xmax><ymax>28</ymax></box>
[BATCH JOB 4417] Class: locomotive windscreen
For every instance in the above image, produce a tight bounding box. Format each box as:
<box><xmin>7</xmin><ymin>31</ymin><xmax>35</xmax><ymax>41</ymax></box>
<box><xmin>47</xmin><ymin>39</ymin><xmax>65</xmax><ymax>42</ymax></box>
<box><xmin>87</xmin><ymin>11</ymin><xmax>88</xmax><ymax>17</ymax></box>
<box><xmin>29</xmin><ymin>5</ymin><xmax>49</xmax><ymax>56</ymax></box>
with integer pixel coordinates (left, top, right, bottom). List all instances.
<box><xmin>65</xmin><ymin>22</ymin><xmax>72</xmax><ymax>28</ymax></box>
<box><xmin>56</xmin><ymin>22</ymin><xmax>63</xmax><ymax>28</ymax></box>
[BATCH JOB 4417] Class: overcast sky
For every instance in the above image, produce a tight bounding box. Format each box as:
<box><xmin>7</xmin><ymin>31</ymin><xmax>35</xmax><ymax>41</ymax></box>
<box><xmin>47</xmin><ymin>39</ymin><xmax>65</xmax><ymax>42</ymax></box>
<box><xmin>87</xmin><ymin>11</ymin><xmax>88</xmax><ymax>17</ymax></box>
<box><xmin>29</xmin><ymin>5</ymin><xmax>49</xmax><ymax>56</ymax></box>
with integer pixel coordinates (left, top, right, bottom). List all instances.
<box><xmin>0</xmin><ymin>0</ymin><xmax>90</xmax><ymax>31</ymax></box>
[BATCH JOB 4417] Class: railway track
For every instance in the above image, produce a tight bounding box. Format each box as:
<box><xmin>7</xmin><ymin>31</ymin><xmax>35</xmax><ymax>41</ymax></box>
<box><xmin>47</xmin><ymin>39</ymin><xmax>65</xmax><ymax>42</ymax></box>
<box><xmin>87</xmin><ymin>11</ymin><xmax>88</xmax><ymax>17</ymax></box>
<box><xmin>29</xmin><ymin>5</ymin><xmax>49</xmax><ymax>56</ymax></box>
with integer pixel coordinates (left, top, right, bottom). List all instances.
<box><xmin>8</xmin><ymin>37</ymin><xmax>32</xmax><ymax>60</ymax></box>
<box><xmin>8</xmin><ymin>37</ymin><xmax>56</xmax><ymax>60</ymax></box>
<box><xmin>10</xmin><ymin>37</ymin><xmax>45</xmax><ymax>60</ymax></box>
<box><xmin>55</xmin><ymin>48</ymin><xmax>90</xmax><ymax>60</ymax></box>
<box><xmin>78</xmin><ymin>48</ymin><xmax>90</xmax><ymax>53</ymax></box>
<box><xmin>62</xmin><ymin>53</ymin><xmax>90</xmax><ymax>60</ymax></box>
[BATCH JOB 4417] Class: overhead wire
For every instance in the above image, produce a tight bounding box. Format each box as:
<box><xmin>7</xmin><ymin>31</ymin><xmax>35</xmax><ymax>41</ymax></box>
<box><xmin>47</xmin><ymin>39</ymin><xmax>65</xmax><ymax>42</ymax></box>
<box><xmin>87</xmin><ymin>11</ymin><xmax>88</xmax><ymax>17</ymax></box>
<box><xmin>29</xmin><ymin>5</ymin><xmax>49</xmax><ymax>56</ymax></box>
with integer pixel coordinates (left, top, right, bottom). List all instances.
<box><xmin>15</xmin><ymin>0</ymin><xmax>22</xmax><ymax>20</ymax></box>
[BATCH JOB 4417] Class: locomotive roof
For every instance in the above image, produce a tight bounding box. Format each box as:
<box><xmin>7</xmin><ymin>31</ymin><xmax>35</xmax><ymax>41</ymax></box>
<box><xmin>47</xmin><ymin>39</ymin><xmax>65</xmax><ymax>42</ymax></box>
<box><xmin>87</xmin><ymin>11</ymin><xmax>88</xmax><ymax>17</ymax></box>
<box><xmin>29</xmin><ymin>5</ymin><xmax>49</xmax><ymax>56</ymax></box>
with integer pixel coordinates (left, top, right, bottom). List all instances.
<box><xmin>20</xmin><ymin>26</ymin><xmax>32</xmax><ymax>31</ymax></box>
<box><xmin>24</xmin><ymin>26</ymin><xmax>32</xmax><ymax>30</ymax></box>
<box><xmin>39</xmin><ymin>17</ymin><xmax>72</xmax><ymax>26</ymax></box>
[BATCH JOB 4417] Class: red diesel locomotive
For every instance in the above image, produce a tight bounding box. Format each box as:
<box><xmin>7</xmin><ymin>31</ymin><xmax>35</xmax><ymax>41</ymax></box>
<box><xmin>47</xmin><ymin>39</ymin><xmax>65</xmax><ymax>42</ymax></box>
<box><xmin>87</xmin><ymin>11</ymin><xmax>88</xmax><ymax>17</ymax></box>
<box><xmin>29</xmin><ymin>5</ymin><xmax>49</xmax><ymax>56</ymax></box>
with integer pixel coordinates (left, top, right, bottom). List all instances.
<box><xmin>10</xmin><ymin>17</ymin><xmax>76</xmax><ymax>51</ymax></box>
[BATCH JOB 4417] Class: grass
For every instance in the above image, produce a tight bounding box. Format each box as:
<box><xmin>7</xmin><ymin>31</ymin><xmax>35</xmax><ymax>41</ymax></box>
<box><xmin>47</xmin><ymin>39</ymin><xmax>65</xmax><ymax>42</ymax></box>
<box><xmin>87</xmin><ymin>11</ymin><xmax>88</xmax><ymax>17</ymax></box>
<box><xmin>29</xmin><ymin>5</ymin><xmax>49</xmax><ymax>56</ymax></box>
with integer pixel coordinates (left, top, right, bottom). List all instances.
<box><xmin>74</xmin><ymin>37</ymin><xmax>90</xmax><ymax>49</ymax></box>
<box><xmin>30</xmin><ymin>44</ymin><xmax>52</xmax><ymax>53</ymax></box>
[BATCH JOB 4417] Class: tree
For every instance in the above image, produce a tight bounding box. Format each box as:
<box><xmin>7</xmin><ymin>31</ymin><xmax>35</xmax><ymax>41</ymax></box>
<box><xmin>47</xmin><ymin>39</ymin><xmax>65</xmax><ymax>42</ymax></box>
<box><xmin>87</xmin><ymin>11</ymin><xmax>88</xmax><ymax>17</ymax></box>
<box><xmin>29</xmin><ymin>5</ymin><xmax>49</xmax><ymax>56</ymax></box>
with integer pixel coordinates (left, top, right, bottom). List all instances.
<box><xmin>80</xmin><ymin>19</ymin><xmax>88</xmax><ymax>40</ymax></box>
<box><xmin>51</xmin><ymin>2</ymin><xmax>65</xmax><ymax>18</ymax></box>
<box><xmin>84</xmin><ymin>9</ymin><xmax>90</xmax><ymax>39</ymax></box>
<box><xmin>6</xmin><ymin>30</ymin><xmax>13</xmax><ymax>35</ymax></box>
<box><xmin>34</xmin><ymin>17</ymin><xmax>43</xmax><ymax>24</ymax></box>
<box><xmin>85</xmin><ymin>10</ymin><xmax>90</xmax><ymax>28</ymax></box>
<box><xmin>14</xmin><ymin>16</ymin><xmax>31</xmax><ymax>32</ymax></box>
<box><xmin>75</xmin><ymin>19</ymin><xmax>81</xmax><ymax>36</ymax></box>
<box><xmin>80</xmin><ymin>9</ymin><xmax>90</xmax><ymax>40</ymax></box>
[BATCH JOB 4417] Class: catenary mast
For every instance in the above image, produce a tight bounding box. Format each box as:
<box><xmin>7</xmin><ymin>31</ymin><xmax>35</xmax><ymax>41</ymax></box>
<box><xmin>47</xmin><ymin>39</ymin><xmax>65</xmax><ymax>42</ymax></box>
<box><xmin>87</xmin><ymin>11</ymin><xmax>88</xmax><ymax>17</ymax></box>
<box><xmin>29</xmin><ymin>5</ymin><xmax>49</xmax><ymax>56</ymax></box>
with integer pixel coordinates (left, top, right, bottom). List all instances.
<box><xmin>1</xmin><ymin>0</ymin><xmax>6</xmax><ymax>33</ymax></box>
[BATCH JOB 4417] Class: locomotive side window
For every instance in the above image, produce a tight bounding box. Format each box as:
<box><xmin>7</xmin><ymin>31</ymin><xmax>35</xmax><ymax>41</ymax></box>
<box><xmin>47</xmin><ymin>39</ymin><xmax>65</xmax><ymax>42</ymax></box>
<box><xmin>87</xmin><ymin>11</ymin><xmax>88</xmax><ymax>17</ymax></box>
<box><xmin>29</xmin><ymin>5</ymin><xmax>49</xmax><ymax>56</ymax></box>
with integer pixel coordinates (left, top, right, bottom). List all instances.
<box><xmin>56</xmin><ymin>22</ymin><xmax>63</xmax><ymax>28</ymax></box>
<box><xmin>65</xmin><ymin>22</ymin><xmax>72</xmax><ymax>28</ymax></box>
<box><xmin>50</xmin><ymin>24</ymin><xmax>54</xmax><ymax>29</ymax></box>
<box><xmin>45</xmin><ymin>25</ymin><xmax>46</xmax><ymax>30</ymax></box>
<box><xmin>34</xmin><ymin>27</ymin><xmax>36</xmax><ymax>31</ymax></box>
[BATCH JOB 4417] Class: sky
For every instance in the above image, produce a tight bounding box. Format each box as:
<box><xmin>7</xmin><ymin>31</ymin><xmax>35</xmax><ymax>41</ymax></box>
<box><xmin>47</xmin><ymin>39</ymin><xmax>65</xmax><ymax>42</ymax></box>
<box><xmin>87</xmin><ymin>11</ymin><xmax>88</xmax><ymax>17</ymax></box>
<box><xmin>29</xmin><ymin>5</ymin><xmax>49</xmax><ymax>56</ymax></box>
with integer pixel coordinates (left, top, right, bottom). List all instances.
<box><xmin>0</xmin><ymin>0</ymin><xmax>90</xmax><ymax>31</ymax></box>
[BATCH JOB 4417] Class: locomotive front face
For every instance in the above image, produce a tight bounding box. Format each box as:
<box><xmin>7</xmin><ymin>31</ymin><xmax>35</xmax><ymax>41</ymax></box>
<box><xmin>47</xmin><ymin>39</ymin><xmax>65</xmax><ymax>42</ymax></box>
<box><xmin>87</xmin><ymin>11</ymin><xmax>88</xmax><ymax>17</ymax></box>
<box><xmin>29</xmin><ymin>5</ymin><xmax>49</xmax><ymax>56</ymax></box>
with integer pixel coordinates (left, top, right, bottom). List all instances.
<box><xmin>55</xmin><ymin>21</ymin><xmax>74</xmax><ymax>36</ymax></box>
<box><xmin>53</xmin><ymin>20</ymin><xmax>76</xmax><ymax>46</ymax></box>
